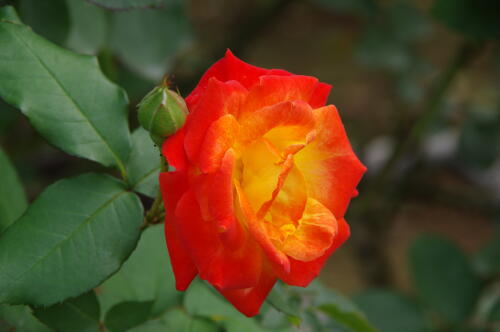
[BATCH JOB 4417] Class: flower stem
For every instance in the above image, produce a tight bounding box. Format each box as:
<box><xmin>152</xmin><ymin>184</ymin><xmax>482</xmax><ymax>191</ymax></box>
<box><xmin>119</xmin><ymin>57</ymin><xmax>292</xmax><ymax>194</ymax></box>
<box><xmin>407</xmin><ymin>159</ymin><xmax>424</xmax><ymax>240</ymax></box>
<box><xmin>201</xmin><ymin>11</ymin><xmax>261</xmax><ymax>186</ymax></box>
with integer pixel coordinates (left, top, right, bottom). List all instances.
<box><xmin>142</xmin><ymin>157</ymin><xmax>169</xmax><ymax>229</ymax></box>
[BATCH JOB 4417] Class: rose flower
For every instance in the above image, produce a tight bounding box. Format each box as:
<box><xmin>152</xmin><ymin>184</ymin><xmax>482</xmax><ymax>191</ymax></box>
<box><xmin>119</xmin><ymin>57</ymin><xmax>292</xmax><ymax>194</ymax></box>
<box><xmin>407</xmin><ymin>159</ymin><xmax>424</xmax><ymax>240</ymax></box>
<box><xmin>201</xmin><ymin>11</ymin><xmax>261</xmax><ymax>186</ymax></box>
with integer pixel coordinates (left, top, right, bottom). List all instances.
<box><xmin>160</xmin><ymin>50</ymin><xmax>366</xmax><ymax>317</ymax></box>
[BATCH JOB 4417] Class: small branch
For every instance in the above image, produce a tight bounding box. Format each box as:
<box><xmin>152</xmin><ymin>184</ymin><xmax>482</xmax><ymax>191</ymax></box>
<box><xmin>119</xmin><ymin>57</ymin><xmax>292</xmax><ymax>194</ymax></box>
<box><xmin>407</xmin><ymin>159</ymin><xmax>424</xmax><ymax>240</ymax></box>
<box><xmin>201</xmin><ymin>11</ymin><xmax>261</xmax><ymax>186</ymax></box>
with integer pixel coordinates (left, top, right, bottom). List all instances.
<box><xmin>141</xmin><ymin>203</ymin><xmax>163</xmax><ymax>230</ymax></box>
<box><xmin>141</xmin><ymin>158</ymin><xmax>168</xmax><ymax>229</ymax></box>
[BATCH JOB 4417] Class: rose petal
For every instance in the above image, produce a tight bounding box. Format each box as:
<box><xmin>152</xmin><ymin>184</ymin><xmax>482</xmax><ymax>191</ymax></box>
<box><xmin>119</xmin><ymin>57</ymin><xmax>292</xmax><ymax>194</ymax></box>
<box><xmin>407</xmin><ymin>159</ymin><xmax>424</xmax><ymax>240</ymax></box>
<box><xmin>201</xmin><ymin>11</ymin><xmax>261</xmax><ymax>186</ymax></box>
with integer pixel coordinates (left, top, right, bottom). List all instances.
<box><xmin>162</xmin><ymin>128</ymin><xmax>187</xmax><ymax>171</ymax></box>
<box><xmin>295</xmin><ymin>105</ymin><xmax>366</xmax><ymax>218</ymax></box>
<box><xmin>240</xmin><ymin>138</ymin><xmax>308</xmax><ymax>224</ymax></box>
<box><xmin>238</xmin><ymin>100</ymin><xmax>315</xmax><ymax>146</ymax></box>
<box><xmin>240</xmin><ymin>75</ymin><xmax>320</xmax><ymax>117</ymax></box>
<box><xmin>159</xmin><ymin>171</ymin><xmax>197</xmax><ymax>290</ymax></box>
<box><xmin>309</xmin><ymin>82</ymin><xmax>332</xmax><ymax>108</ymax></box>
<box><xmin>234</xmin><ymin>180</ymin><xmax>291</xmax><ymax>274</ymax></box>
<box><xmin>240</xmin><ymin>138</ymin><xmax>282</xmax><ymax>212</ymax></box>
<box><xmin>184</xmin><ymin>78</ymin><xmax>247</xmax><ymax>163</ymax></box>
<box><xmin>281</xmin><ymin>198</ymin><xmax>337</xmax><ymax>262</ymax></box>
<box><xmin>199</xmin><ymin>114</ymin><xmax>240</xmax><ymax>174</ymax></box>
<box><xmin>186</xmin><ymin>50</ymin><xmax>291</xmax><ymax>108</ymax></box>
<box><xmin>277</xmin><ymin>217</ymin><xmax>350</xmax><ymax>286</ymax></box>
<box><xmin>261</xmin><ymin>156</ymin><xmax>308</xmax><ymax>224</ymax></box>
<box><xmin>175</xmin><ymin>186</ymin><xmax>262</xmax><ymax>290</ymax></box>
<box><xmin>195</xmin><ymin>149</ymin><xmax>243</xmax><ymax>249</ymax></box>
<box><xmin>218</xmin><ymin>265</ymin><xmax>277</xmax><ymax>317</ymax></box>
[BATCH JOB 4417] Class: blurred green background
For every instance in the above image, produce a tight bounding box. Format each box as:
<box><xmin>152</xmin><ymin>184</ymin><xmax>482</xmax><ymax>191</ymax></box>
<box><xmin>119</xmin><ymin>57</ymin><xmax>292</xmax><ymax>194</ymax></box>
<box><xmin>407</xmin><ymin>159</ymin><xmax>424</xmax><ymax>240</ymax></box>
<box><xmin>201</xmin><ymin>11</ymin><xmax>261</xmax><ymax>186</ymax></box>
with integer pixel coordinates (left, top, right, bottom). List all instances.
<box><xmin>0</xmin><ymin>0</ymin><xmax>499</xmax><ymax>331</ymax></box>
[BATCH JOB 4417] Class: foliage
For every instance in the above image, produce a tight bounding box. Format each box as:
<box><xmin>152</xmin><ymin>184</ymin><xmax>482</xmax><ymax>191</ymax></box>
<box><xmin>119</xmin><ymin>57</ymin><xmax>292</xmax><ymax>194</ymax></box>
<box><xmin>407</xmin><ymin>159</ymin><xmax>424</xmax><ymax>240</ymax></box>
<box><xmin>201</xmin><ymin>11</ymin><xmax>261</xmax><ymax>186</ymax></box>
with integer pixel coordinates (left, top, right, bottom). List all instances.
<box><xmin>0</xmin><ymin>146</ymin><xmax>27</xmax><ymax>232</ymax></box>
<box><xmin>409</xmin><ymin>235</ymin><xmax>481</xmax><ymax>324</ymax></box>
<box><xmin>357</xmin><ymin>235</ymin><xmax>500</xmax><ymax>331</ymax></box>
<box><xmin>0</xmin><ymin>0</ymin><xmax>499</xmax><ymax>331</ymax></box>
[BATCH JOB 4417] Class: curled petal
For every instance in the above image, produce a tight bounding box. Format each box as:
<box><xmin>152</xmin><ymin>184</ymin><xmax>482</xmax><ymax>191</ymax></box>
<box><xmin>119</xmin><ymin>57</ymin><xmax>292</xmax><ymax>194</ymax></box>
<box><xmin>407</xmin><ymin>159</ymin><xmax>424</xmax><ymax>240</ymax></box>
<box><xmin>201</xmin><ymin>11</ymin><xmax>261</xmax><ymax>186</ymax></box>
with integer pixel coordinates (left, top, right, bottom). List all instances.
<box><xmin>234</xmin><ymin>180</ymin><xmax>291</xmax><ymax>274</ymax></box>
<box><xmin>239</xmin><ymin>100</ymin><xmax>315</xmax><ymax>145</ymax></box>
<box><xmin>241</xmin><ymin>139</ymin><xmax>308</xmax><ymax>224</ymax></box>
<box><xmin>281</xmin><ymin>198</ymin><xmax>337</xmax><ymax>262</ymax></box>
<box><xmin>278</xmin><ymin>218</ymin><xmax>350</xmax><ymax>287</ymax></box>
<box><xmin>262</xmin><ymin>156</ymin><xmax>308</xmax><ymax>224</ymax></box>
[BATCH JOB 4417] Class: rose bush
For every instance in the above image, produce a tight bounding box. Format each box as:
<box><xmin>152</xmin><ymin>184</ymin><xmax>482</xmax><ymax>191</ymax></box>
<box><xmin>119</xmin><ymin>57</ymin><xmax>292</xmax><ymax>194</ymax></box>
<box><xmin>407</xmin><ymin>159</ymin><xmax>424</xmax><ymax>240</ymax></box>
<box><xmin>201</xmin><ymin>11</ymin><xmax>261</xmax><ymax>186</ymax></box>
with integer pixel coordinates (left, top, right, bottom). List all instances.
<box><xmin>159</xmin><ymin>50</ymin><xmax>366</xmax><ymax>316</ymax></box>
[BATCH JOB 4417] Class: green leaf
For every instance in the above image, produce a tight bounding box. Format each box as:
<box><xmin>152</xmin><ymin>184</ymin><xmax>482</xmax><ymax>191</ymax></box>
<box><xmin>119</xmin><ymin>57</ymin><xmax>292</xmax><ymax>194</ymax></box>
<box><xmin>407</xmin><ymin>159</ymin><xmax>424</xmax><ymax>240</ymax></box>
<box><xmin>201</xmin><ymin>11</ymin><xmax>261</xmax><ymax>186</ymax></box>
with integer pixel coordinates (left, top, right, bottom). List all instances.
<box><xmin>162</xmin><ymin>309</ymin><xmax>219</xmax><ymax>332</ymax></box>
<box><xmin>474</xmin><ymin>232</ymin><xmax>500</xmax><ymax>277</ymax></box>
<box><xmin>126</xmin><ymin>128</ymin><xmax>161</xmax><ymax>198</ymax></box>
<box><xmin>489</xmin><ymin>298</ymin><xmax>500</xmax><ymax>322</ymax></box>
<box><xmin>307</xmin><ymin>282</ymin><xmax>376</xmax><ymax>332</ymax></box>
<box><xmin>98</xmin><ymin>225</ymin><xmax>180</xmax><ymax>317</ymax></box>
<box><xmin>0</xmin><ymin>5</ymin><xmax>20</xmax><ymax>22</ymax></box>
<box><xmin>184</xmin><ymin>280</ymin><xmax>296</xmax><ymax>331</ymax></box>
<box><xmin>0</xmin><ymin>146</ymin><xmax>27</xmax><ymax>233</ymax></box>
<box><xmin>260</xmin><ymin>306</ymin><xmax>297</xmax><ymax>331</ymax></box>
<box><xmin>223</xmin><ymin>316</ymin><xmax>294</xmax><ymax>332</ymax></box>
<box><xmin>33</xmin><ymin>291</ymin><xmax>101</xmax><ymax>332</ymax></box>
<box><xmin>409</xmin><ymin>235</ymin><xmax>481</xmax><ymax>324</ymax></box>
<box><xmin>0</xmin><ymin>7</ymin><xmax>131</xmax><ymax>173</ymax></box>
<box><xmin>354</xmin><ymin>289</ymin><xmax>430</xmax><ymax>332</ymax></box>
<box><xmin>184</xmin><ymin>278</ymin><xmax>242</xmax><ymax>319</ymax></box>
<box><xmin>129</xmin><ymin>308</ymin><xmax>219</xmax><ymax>332</ymax></box>
<box><xmin>454</xmin><ymin>328</ymin><xmax>489</xmax><ymax>332</ymax></box>
<box><xmin>0</xmin><ymin>304</ymin><xmax>51</xmax><ymax>332</ymax></box>
<box><xmin>0</xmin><ymin>173</ymin><xmax>143</xmax><ymax>306</ymax></box>
<box><xmin>432</xmin><ymin>0</ymin><xmax>500</xmax><ymax>40</ymax></box>
<box><xmin>86</xmin><ymin>0</ymin><xmax>167</xmax><ymax>11</ymax></box>
<box><xmin>18</xmin><ymin>0</ymin><xmax>70</xmax><ymax>45</ymax></box>
<box><xmin>318</xmin><ymin>303</ymin><xmax>377</xmax><ymax>332</ymax></box>
<box><xmin>109</xmin><ymin>3</ymin><xmax>191</xmax><ymax>81</ymax></box>
<box><xmin>266</xmin><ymin>283</ymin><xmax>301</xmax><ymax>325</ymax></box>
<box><xmin>105</xmin><ymin>301</ymin><xmax>153</xmax><ymax>332</ymax></box>
<box><xmin>65</xmin><ymin>0</ymin><xmax>108</xmax><ymax>55</ymax></box>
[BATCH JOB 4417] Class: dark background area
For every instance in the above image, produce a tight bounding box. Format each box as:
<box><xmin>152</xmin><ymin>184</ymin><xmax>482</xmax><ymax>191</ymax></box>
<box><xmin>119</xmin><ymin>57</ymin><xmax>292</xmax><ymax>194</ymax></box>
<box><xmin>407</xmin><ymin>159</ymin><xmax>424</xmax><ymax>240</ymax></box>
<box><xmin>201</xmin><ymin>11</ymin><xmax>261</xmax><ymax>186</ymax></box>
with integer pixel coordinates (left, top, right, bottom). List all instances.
<box><xmin>1</xmin><ymin>0</ymin><xmax>499</xmax><ymax>331</ymax></box>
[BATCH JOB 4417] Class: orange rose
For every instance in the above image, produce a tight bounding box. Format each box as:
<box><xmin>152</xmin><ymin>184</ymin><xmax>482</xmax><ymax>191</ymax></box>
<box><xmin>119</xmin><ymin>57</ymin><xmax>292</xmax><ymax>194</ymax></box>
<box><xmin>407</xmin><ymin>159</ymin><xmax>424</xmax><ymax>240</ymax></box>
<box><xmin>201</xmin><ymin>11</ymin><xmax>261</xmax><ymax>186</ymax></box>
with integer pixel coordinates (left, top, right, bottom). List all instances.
<box><xmin>160</xmin><ymin>50</ymin><xmax>366</xmax><ymax>316</ymax></box>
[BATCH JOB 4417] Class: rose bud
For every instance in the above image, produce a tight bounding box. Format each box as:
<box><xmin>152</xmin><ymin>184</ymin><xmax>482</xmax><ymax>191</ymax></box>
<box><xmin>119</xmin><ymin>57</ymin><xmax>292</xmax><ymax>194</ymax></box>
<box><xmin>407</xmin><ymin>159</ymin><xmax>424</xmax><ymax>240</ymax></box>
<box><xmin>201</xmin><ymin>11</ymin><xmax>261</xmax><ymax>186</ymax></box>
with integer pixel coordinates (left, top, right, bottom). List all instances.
<box><xmin>137</xmin><ymin>82</ymin><xmax>188</xmax><ymax>145</ymax></box>
<box><xmin>159</xmin><ymin>50</ymin><xmax>366</xmax><ymax>317</ymax></box>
